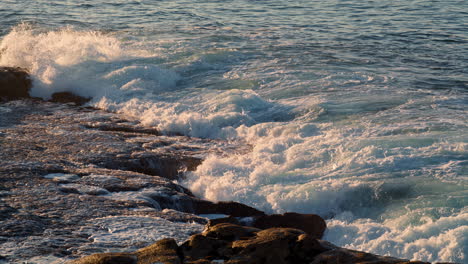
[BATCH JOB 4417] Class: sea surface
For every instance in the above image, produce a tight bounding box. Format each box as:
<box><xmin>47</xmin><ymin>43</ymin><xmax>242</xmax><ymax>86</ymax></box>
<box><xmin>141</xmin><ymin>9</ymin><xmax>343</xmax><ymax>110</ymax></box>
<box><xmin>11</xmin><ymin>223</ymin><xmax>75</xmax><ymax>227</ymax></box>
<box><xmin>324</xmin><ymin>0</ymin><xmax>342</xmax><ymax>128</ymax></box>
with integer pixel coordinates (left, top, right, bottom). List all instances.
<box><xmin>1</xmin><ymin>0</ymin><xmax>467</xmax><ymax>262</ymax></box>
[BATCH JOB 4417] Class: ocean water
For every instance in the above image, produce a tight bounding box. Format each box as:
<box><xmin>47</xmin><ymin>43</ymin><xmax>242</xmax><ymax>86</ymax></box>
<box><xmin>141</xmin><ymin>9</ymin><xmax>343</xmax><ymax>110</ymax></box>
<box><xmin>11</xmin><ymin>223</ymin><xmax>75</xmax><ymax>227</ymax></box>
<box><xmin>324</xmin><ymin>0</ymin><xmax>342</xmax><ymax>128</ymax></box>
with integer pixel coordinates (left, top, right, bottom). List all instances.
<box><xmin>0</xmin><ymin>0</ymin><xmax>467</xmax><ymax>262</ymax></box>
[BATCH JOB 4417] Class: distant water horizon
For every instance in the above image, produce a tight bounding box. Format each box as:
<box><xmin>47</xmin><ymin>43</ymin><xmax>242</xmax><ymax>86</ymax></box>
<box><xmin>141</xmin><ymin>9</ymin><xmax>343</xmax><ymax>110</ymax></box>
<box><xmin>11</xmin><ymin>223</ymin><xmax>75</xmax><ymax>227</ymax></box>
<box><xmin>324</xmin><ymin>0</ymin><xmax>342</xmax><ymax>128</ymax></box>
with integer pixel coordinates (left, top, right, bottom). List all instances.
<box><xmin>1</xmin><ymin>0</ymin><xmax>467</xmax><ymax>262</ymax></box>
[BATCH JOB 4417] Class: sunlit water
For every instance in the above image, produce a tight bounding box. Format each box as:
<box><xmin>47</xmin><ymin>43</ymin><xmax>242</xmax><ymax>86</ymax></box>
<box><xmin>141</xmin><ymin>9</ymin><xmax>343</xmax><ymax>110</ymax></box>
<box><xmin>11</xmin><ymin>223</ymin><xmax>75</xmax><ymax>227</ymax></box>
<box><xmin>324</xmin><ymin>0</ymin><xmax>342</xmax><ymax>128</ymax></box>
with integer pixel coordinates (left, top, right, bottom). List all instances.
<box><xmin>1</xmin><ymin>0</ymin><xmax>467</xmax><ymax>262</ymax></box>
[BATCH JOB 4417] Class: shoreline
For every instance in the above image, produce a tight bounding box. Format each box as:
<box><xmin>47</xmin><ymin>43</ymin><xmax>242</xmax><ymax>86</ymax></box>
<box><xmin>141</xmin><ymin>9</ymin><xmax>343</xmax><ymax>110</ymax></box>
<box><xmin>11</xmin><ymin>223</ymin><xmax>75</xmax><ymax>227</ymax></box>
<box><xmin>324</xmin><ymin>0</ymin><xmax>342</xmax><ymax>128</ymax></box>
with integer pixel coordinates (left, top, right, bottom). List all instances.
<box><xmin>0</xmin><ymin>99</ymin><xmax>443</xmax><ymax>264</ymax></box>
<box><xmin>0</xmin><ymin>68</ymin><xmax>454</xmax><ymax>263</ymax></box>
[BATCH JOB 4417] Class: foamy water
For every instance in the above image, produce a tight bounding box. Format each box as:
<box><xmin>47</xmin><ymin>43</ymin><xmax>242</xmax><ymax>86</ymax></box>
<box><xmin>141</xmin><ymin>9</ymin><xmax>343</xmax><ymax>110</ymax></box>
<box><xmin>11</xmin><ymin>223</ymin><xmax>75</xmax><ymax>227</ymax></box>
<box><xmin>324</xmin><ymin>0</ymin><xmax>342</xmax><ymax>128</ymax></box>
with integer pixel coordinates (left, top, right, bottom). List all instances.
<box><xmin>1</xmin><ymin>0</ymin><xmax>467</xmax><ymax>262</ymax></box>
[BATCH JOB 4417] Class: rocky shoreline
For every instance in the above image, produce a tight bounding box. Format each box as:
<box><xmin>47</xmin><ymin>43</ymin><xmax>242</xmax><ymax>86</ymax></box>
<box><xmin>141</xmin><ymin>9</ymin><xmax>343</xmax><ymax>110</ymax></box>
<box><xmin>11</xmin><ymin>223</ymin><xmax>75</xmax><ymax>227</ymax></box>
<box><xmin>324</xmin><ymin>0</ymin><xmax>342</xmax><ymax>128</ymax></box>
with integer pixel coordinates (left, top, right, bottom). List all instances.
<box><xmin>0</xmin><ymin>68</ymin><xmax>445</xmax><ymax>263</ymax></box>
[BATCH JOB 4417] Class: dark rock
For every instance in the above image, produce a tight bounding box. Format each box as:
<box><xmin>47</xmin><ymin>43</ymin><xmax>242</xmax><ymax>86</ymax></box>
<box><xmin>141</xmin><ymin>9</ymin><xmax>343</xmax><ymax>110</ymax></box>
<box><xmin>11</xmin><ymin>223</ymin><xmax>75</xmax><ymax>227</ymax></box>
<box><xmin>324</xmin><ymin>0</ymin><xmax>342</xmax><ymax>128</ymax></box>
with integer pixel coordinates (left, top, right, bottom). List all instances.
<box><xmin>0</xmin><ymin>67</ymin><xmax>31</xmax><ymax>99</ymax></box>
<box><xmin>229</xmin><ymin>228</ymin><xmax>306</xmax><ymax>264</ymax></box>
<box><xmin>207</xmin><ymin>216</ymin><xmax>242</xmax><ymax>227</ymax></box>
<box><xmin>83</xmin><ymin>123</ymin><xmax>161</xmax><ymax>136</ymax></box>
<box><xmin>0</xmin><ymin>219</ymin><xmax>45</xmax><ymax>237</ymax></box>
<box><xmin>291</xmin><ymin>234</ymin><xmax>329</xmax><ymax>262</ymax></box>
<box><xmin>253</xmin><ymin>212</ymin><xmax>326</xmax><ymax>238</ymax></box>
<box><xmin>202</xmin><ymin>223</ymin><xmax>260</xmax><ymax>241</ymax></box>
<box><xmin>0</xmin><ymin>204</ymin><xmax>17</xmax><ymax>221</ymax></box>
<box><xmin>180</xmin><ymin>234</ymin><xmax>228</xmax><ymax>262</ymax></box>
<box><xmin>194</xmin><ymin>200</ymin><xmax>265</xmax><ymax>217</ymax></box>
<box><xmin>100</xmin><ymin>153</ymin><xmax>201</xmax><ymax>180</ymax></box>
<box><xmin>157</xmin><ymin>209</ymin><xmax>208</xmax><ymax>225</ymax></box>
<box><xmin>50</xmin><ymin>92</ymin><xmax>91</xmax><ymax>105</ymax></box>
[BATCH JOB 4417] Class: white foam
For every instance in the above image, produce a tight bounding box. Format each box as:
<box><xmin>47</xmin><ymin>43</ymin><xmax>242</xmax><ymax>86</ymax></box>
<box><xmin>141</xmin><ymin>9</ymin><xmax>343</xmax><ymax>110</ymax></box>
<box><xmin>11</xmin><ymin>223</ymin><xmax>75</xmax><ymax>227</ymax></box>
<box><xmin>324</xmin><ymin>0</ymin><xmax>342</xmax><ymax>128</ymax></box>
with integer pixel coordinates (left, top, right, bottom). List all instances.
<box><xmin>325</xmin><ymin>209</ymin><xmax>467</xmax><ymax>263</ymax></box>
<box><xmin>182</xmin><ymin>96</ymin><xmax>467</xmax><ymax>262</ymax></box>
<box><xmin>0</xmin><ymin>24</ymin><xmax>177</xmax><ymax>100</ymax></box>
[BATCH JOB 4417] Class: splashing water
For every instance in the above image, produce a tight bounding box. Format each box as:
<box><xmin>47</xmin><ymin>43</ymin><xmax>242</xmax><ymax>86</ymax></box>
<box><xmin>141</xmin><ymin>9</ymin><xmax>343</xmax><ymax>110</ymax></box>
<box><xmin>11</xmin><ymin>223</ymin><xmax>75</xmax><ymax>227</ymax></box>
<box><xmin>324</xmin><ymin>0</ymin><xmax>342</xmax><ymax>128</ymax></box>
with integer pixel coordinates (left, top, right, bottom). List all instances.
<box><xmin>1</xmin><ymin>0</ymin><xmax>467</xmax><ymax>262</ymax></box>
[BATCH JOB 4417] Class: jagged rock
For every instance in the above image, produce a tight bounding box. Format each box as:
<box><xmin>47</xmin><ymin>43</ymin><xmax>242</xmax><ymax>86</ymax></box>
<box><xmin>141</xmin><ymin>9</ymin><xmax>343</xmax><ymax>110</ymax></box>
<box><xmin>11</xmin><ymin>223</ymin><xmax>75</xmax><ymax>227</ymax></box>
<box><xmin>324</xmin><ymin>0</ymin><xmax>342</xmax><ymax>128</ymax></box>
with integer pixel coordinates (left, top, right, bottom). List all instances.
<box><xmin>101</xmin><ymin>152</ymin><xmax>202</xmax><ymax>180</ymax></box>
<box><xmin>202</xmin><ymin>223</ymin><xmax>260</xmax><ymax>241</ymax></box>
<box><xmin>0</xmin><ymin>67</ymin><xmax>31</xmax><ymax>99</ymax></box>
<box><xmin>207</xmin><ymin>216</ymin><xmax>242</xmax><ymax>227</ymax></box>
<box><xmin>194</xmin><ymin>200</ymin><xmax>265</xmax><ymax>217</ymax></box>
<box><xmin>180</xmin><ymin>234</ymin><xmax>228</xmax><ymax>262</ymax></box>
<box><xmin>206</xmin><ymin>212</ymin><xmax>327</xmax><ymax>239</ymax></box>
<box><xmin>50</xmin><ymin>92</ymin><xmax>91</xmax><ymax>105</ymax></box>
<box><xmin>229</xmin><ymin>228</ymin><xmax>309</xmax><ymax>264</ymax></box>
<box><xmin>253</xmin><ymin>212</ymin><xmax>326</xmax><ymax>239</ymax></box>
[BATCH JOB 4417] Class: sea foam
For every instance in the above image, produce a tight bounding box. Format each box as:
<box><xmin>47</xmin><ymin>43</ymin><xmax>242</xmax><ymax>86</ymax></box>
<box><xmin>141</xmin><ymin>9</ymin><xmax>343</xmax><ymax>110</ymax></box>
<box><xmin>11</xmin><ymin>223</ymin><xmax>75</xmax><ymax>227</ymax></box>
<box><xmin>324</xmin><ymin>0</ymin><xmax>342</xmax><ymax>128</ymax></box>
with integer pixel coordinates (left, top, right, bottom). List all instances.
<box><xmin>1</xmin><ymin>24</ymin><xmax>466</xmax><ymax>263</ymax></box>
<box><xmin>0</xmin><ymin>23</ymin><xmax>175</xmax><ymax>99</ymax></box>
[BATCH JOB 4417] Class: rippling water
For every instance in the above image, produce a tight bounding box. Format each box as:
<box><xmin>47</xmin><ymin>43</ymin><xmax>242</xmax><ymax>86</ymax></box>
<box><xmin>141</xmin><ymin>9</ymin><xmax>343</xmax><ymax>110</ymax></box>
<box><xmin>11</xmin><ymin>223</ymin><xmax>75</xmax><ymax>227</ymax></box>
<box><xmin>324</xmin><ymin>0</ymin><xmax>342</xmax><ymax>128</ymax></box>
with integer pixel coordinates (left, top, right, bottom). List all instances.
<box><xmin>1</xmin><ymin>0</ymin><xmax>467</xmax><ymax>262</ymax></box>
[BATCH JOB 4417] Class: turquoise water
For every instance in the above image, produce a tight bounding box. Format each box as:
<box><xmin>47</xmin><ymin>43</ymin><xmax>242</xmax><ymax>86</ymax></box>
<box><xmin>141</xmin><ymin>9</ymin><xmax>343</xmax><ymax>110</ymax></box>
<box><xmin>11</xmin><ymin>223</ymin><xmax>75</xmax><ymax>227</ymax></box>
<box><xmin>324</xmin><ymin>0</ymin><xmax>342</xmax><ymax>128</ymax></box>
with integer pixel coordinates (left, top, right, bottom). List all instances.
<box><xmin>1</xmin><ymin>0</ymin><xmax>467</xmax><ymax>262</ymax></box>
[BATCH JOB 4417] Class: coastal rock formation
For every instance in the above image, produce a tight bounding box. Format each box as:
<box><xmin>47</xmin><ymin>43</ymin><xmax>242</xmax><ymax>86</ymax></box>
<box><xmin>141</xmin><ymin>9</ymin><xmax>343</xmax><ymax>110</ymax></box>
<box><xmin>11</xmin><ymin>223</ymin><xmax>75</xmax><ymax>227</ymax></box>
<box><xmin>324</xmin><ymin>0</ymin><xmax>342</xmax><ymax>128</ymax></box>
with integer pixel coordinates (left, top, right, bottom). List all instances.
<box><xmin>71</xmin><ymin>223</ymin><xmax>429</xmax><ymax>264</ymax></box>
<box><xmin>50</xmin><ymin>91</ymin><xmax>91</xmax><ymax>105</ymax></box>
<box><xmin>0</xmin><ymin>67</ymin><xmax>31</xmax><ymax>99</ymax></box>
<box><xmin>206</xmin><ymin>212</ymin><xmax>327</xmax><ymax>239</ymax></box>
<box><xmin>194</xmin><ymin>200</ymin><xmax>266</xmax><ymax>217</ymax></box>
<box><xmin>0</xmin><ymin>100</ymin><xmax>244</xmax><ymax>262</ymax></box>
<box><xmin>253</xmin><ymin>212</ymin><xmax>326</xmax><ymax>239</ymax></box>
<box><xmin>0</xmin><ymin>99</ymin><xmax>446</xmax><ymax>263</ymax></box>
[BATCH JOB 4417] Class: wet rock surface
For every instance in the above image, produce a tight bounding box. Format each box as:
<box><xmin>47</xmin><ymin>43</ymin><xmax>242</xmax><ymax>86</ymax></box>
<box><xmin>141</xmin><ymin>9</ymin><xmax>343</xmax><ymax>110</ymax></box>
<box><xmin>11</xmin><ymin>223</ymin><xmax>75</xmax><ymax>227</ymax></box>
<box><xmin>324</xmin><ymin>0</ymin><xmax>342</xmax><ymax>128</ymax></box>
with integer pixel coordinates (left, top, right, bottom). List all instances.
<box><xmin>71</xmin><ymin>223</ymin><xmax>429</xmax><ymax>264</ymax></box>
<box><xmin>50</xmin><ymin>92</ymin><xmax>91</xmax><ymax>106</ymax></box>
<box><xmin>0</xmin><ymin>67</ymin><xmax>31</xmax><ymax>100</ymax></box>
<box><xmin>0</xmin><ymin>99</ymin><xmax>242</xmax><ymax>263</ymax></box>
<box><xmin>252</xmin><ymin>212</ymin><xmax>326</xmax><ymax>239</ymax></box>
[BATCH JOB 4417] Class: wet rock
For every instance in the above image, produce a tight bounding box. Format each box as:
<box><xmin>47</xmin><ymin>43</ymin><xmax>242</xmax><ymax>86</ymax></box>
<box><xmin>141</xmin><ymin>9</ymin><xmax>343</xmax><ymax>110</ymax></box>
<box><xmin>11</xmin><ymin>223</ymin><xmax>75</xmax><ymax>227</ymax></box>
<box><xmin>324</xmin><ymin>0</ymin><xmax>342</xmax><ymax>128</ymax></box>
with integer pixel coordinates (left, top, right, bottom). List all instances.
<box><xmin>101</xmin><ymin>152</ymin><xmax>202</xmax><ymax>180</ymax></box>
<box><xmin>291</xmin><ymin>234</ymin><xmax>329</xmax><ymax>263</ymax></box>
<box><xmin>207</xmin><ymin>216</ymin><xmax>242</xmax><ymax>227</ymax></box>
<box><xmin>194</xmin><ymin>200</ymin><xmax>265</xmax><ymax>217</ymax></box>
<box><xmin>182</xmin><ymin>224</ymin><xmax>328</xmax><ymax>264</ymax></box>
<box><xmin>0</xmin><ymin>100</ymin><xmax>237</xmax><ymax>263</ymax></box>
<box><xmin>83</xmin><ymin>123</ymin><xmax>161</xmax><ymax>136</ymax></box>
<box><xmin>50</xmin><ymin>92</ymin><xmax>91</xmax><ymax>105</ymax></box>
<box><xmin>157</xmin><ymin>209</ymin><xmax>208</xmax><ymax>225</ymax></box>
<box><xmin>202</xmin><ymin>223</ymin><xmax>260</xmax><ymax>241</ymax></box>
<box><xmin>0</xmin><ymin>67</ymin><xmax>31</xmax><ymax>100</ymax></box>
<box><xmin>253</xmin><ymin>212</ymin><xmax>326</xmax><ymax>239</ymax></box>
<box><xmin>229</xmin><ymin>228</ymin><xmax>307</xmax><ymax>264</ymax></box>
<box><xmin>180</xmin><ymin>234</ymin><xmax>228</xmax><ymax>262</ymax></box>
